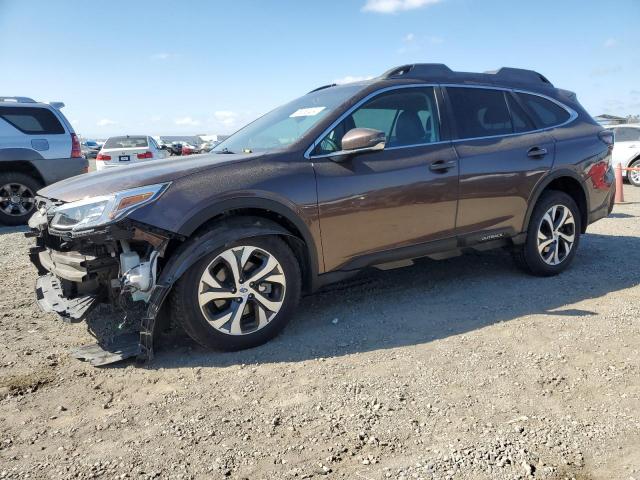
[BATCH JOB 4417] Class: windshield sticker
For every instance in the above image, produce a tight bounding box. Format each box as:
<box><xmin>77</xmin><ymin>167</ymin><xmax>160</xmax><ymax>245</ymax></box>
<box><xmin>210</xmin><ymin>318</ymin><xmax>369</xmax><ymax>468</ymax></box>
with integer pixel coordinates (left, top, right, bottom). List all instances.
<box><xmin>289</xmin><ymin>106</ymin><xmax>326</xmax><ymax>118</ymax></box>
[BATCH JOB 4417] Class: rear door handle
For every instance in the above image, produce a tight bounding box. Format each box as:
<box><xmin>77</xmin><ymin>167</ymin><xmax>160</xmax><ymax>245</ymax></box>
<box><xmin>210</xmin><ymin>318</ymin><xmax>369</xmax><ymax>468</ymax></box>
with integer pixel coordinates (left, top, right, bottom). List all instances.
<box><xmin>430</xmin><ymin>160</ymin><xmax>456</xmax><ymax>172</ymax></box>
<box><xmin>527</xmin><ymin>146</ymin><xmax>548</xmax><ymax>158</ymax></box>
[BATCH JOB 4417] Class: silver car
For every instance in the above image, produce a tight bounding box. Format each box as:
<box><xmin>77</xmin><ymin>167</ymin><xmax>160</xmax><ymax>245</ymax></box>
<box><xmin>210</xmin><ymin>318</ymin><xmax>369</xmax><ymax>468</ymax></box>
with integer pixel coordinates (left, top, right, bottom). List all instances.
<box><xmin>0</xmin><ymin>96</ymin><xmax>87</xmax><ymax>224</ymax></box>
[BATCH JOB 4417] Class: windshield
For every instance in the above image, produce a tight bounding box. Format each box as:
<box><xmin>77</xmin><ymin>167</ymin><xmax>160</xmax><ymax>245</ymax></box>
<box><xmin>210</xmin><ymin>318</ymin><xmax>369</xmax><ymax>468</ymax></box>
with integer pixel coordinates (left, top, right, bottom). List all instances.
<box><xmin>213</xmin><ymin>84</ymin><xmax>364</xmax><ymax>154</ymax></box>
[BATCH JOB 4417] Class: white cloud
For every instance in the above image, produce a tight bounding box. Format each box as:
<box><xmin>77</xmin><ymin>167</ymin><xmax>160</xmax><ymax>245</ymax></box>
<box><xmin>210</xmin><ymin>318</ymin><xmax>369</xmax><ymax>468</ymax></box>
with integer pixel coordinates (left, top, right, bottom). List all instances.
<box><xmin>214</xmin><ymin>111</ymin><xmax>239</xmax><ymax>127</ymax></box>
<box><xmin>334</xmin><ymin>75</ymin><xmax>374</xmax><ymax>84</ymax></box>
<box><xmin>150</xmin><ymin>52</ymin><xmax>177</xmax><ymax>60</ymax></box>
<box><xmin>603</xmin><ymin>38</ymin><xmax>617</xmax><ymax>48</ymax></box>
<box><xmin>97</xmin><ymin>118</ymin><xmax>116</xmax><ymax>127</ymax></box>
<box><xmin>362</xmin><ymin>0</ymin><xmax>440</xmax><ymax>14</ymax></box>
<box><xmin>174</xmin><ymin>116</ymin><xmax>201</xmax><ymax>126</ymax></box>
<box><xmin>398</xmin><ymin>33</ymin><xmax>443</xmax><ymax>54</ymax></box>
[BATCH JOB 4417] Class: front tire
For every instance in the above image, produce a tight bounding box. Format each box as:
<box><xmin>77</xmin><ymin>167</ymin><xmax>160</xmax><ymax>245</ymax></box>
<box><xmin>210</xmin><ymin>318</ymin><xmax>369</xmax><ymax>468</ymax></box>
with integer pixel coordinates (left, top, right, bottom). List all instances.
<box><xmin>170</xmin><ymin>235</ymin><xmax>301</xmax><ymax>351</ymax></box>
<box><xmin>0</xmin><ymin>172</ymin><xmax>41</xmax><ymax>225</ymax></box>
<box><xmin>513</xmin><ymin>190</ymin><xmax>581</xmax><ymax>276</ymax></box>
<box><xmin>628</xmin><ymin>159</ymin><xmax>640</xmax><ymax>187</ymax></box>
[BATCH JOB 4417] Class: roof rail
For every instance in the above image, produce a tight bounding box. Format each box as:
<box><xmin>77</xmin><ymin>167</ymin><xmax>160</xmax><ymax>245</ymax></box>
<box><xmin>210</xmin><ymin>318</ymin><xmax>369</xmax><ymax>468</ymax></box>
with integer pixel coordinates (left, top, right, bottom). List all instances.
<box><xmin>381</xmin><ymin>64</ymin><xmax>453</xmax><ymax>79</ymax></box>
<box><xmin>381</xmin><ymin>63</ymin><xmax>553</xmax><ymax>87</ymax></box>
<box><xmin>483</xmin><ymin>67</ymin><xmax>551</xmax><ymax>85</ymax></box>
<box><xmin>0</xmin><ymin>96</ymin><xmax>37</xmax><ymax>103</ymax></box>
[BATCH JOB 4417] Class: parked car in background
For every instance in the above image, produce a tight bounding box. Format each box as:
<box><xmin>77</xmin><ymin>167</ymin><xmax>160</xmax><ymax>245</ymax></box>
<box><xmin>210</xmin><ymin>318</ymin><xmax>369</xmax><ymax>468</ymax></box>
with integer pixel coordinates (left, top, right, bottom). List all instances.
<box><xmin>181</xmin><ymin>143</ymin><xmax>203</xmax><ymax>155</ymax></box>
<box><xmin>28</xmin><ymin>63</ymin><xmax>615</xmax><ymax>363</ymax></box>
<box><xmin>152</xmin><ymin>137</ymin><xmax>173</xmax><ymax>156</ymax></box>
<box><xmin>81</xmin><ymin>140</ymin><xmax>101</xmax><ymax>158</ymax></box>
<box><xmin>199</xmin><ymin>140</ymin><xmax>220</xmax><ymax>153</ymax></box>
<box><xmin>610</xmin><ymin>124</ymin><xmax>640</xmax><ymax>186</ymax></box>
<box><xmin>160</xmin><ymin>136</ymin><xmax>203</xmax><ymax>156</ymax></box>
<box><xmin>0</xmin><ymin>96</ymin><xmax>87</xmax><ymax>225</ymax></box>
<box><xmin>95</xmin><ymin>135</ymin><xmax>169</xmax><ymax>171</ymax></box>
<box><xmin>168</xmin><ymin>141</ymin><xmax>184</xmax><ymax>155</ymax></box>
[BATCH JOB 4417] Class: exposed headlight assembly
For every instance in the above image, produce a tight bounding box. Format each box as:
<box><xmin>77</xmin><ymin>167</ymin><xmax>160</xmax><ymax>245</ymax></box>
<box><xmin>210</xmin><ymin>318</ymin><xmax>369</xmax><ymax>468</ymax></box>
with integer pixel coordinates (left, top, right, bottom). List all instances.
<box><xmin>50</xmin><ymin>183</ymin><xmax>170</xmax><ymax>232</ymax></box>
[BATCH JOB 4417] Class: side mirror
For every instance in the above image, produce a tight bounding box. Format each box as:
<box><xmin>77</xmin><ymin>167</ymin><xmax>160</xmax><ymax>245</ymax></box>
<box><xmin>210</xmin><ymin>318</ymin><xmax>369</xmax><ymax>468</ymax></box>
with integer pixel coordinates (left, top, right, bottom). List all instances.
<box><xmin>342</xmin><ymin>128</ymin><xmax>386</xmax><ymax>152</ymax></box>
<box><xmin>328</xmin><ymin>128</ymin><xmax>385</xmax><ymax>161</ymax></box>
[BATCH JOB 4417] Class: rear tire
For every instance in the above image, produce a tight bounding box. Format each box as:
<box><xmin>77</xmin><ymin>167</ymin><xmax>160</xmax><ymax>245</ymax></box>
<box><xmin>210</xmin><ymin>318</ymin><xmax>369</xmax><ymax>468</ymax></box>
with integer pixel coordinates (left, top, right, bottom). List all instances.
<box><xmin>0</xmin><ymin>172</ymin><xmax>41</xmax><ymax>225</ymax></box>
<box><xmin>170</xmin><ymin>235</ymin><xmax>301</xmax><ymax>351</ymax></box>
<box><xmin>513</xmin><ymin>190</ymin><xmax>581</xmax><ymax>276</ymax></box>
<box><xmin>628</xmin><ymin>159</ymin><xmax>640</xmax><ymax>187</ymax></box>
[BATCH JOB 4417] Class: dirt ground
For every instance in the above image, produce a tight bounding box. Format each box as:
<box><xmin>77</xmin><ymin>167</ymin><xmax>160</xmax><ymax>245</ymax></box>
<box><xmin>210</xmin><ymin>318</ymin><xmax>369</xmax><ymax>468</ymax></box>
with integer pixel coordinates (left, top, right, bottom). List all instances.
<box><xmin>0</xmin><ymin>186</ymin><xmax>639</xmax><ymax>480</ymax></box>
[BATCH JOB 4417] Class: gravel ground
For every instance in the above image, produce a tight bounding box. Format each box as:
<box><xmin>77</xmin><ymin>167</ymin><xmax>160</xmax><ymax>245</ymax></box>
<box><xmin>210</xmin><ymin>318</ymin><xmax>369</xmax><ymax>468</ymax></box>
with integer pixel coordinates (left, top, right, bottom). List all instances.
<box><xmin>0</xmin><ymin>186</ymin><xmax>639</xmax><ymax>480</ymax></box>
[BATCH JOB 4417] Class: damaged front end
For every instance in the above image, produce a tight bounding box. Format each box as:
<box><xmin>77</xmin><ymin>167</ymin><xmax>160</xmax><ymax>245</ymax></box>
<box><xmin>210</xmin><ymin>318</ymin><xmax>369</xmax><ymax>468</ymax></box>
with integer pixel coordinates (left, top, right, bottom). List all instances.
<box><xmin>26</xmin><ymin>184</ymin><xmax>174</xmax><ymax>365</ymax></box>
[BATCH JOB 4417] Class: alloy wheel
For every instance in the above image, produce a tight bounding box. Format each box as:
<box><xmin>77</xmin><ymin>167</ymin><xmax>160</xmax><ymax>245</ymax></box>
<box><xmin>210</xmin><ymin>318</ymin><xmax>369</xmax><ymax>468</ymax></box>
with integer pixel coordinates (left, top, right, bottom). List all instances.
<box><xmin>537</xmin><ymin>204</ymin><xmax>575</xmax><ymax>266</ymax></box>
<box><xmin>0</xmin><ymin>183</ymin><xmax>36</xmax><ymax>217</ymax></box>
<box><xmin>198</xmin><ymin>246</ymin><xmax>287</xmax><ymax>335</ymax></box>
<box><xmin>629</xmin><ymin>165</ymin><xmax>640</xmax><ymax>185</ymax></box>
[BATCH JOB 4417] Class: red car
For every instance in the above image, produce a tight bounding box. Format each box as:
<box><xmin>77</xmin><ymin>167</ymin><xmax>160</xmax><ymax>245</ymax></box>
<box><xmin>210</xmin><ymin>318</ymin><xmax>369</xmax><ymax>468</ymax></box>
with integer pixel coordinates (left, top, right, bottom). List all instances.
<box><xmin>181</xmin><ymin>144</ymin><xmax>199</xmax><ymax>155</ymax></box>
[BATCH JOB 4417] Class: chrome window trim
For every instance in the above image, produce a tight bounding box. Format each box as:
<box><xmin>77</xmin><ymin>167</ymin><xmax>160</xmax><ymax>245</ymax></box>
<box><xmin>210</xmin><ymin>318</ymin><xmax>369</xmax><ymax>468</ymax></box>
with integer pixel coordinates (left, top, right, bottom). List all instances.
<box><xmin>509</xmin><ymin>87</ymin><xmax>578</xmax><ymax>131</ymax></box>
<box><xmin>305</xmin><ymin>83</ymin><xmax>579</xmax><ymax>159</ymax></box>
<box><xmin>305</xmin><ymin>83</ymin><xmax>440</xmax><ymax>159</ymax></box>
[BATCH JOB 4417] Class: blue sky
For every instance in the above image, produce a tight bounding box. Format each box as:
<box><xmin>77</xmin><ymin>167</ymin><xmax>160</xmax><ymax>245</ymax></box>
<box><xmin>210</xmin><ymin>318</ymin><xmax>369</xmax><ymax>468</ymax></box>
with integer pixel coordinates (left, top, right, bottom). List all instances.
<box><xmin>1</xmin><ymin>0</ymin><xmax>638</xmax><ymax>138</ymax></box>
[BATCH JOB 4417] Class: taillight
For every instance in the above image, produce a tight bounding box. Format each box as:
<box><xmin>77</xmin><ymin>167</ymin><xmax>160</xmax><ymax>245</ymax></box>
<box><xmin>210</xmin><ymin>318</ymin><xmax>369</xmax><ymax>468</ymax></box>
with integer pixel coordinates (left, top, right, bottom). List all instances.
<box><xmin>598</xmin><ymin>130</ymin><xmax>614</xmax><ymax>148</ymax></box>
<box><xmin>137</xmin><ymin>151</ymin><xmax>153</xmax><ymax>159</ymax></box>
<box><xmin>96</xmin><ymin>153</ymin><xmax>111</xmax><ymax>161</ymax></box>
<box><xmin>70</xmin><ymin>133</ymin><xmax>82</xmax><ymax>158</ymax></box>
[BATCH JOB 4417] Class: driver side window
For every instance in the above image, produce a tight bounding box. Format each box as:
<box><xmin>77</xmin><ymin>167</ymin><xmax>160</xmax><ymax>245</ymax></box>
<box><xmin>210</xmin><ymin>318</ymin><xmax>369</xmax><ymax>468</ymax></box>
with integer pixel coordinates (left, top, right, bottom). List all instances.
<box><xmin>314</xmin><ymin>87</ymin><xmax>440</xmax><ymax>155</ymax></box>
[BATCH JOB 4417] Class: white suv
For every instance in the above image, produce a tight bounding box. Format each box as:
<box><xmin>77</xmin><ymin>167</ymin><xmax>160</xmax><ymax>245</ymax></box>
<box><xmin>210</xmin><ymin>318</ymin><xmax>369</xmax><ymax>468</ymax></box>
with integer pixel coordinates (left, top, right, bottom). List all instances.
<box><xmin>611</xmin><ymin>124</ymin><xmax>640</xmax><ymax>186</ymax></box>
<box><xmin>0</xmin><ymin>96</ymin><xmax>88</xmax><ymax>225</ymax></box>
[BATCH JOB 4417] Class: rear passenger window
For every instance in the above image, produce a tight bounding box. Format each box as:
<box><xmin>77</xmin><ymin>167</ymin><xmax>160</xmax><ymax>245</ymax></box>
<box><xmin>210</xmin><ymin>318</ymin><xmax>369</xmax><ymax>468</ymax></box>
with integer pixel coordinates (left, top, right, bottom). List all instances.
<box><xmin>517</xmin><ymin>93</ymin><xmax>570</xmax><ymax>128</ymax></box>
<box><xmin>447</xmin><ymin>88</ymin><xmax>513</xmax><ymax>139</ymax></box>
<box><xmin>0</xmin><ymin>106</ymin><xmax>65</xmax><ymax>134</ymax></box>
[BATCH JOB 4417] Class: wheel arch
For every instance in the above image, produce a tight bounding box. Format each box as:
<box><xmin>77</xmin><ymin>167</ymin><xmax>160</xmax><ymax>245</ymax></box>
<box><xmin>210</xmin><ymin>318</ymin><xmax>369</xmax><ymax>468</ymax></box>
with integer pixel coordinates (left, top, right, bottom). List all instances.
<box><xmin>170</xmin><ymin>198</ymin><xmax>320</xmax><ymax>292</ymax></box>
<box><xmin>523</xmin><ymin>171</ymin><xmax>589</xmax><ymax>234</ymax></box>
<box><xmin>626</xmin><ymin>154</ymin><xmax>640</xmax><ymax>168</ymax></box>
<box><xmin>0</xmin><ymin>160</ymin><xmax>45</xmax><ymax>186</ymax></box>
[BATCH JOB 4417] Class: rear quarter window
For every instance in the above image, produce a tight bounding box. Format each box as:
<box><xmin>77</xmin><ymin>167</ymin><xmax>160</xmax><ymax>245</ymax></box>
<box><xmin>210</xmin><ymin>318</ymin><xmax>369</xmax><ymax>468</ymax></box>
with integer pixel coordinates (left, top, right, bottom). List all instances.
<box><xmin>516</xmin><ymin>93</ymin><xmax>570</xmax><ymax>128</ymax></box>
<box><xmin>0</xmin><ymin>106</ymin><xmax>65</xmax><ymax>134</ymax></box>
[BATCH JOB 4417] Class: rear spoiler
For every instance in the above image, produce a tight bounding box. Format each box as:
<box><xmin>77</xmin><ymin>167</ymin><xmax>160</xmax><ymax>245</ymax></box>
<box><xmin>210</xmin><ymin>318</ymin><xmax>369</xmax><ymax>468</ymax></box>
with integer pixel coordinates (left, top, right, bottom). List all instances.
<box><xmin>49</xmin><ymin>102</ymin><xmax>65</xmax><ymax>109</ymax></box>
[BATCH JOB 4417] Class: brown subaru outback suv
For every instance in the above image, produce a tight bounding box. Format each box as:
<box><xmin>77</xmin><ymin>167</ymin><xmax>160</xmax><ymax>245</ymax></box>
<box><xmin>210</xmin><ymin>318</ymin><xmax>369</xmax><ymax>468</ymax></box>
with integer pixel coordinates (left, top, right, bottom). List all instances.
<box><xmin>27</xmin><ymin>64</ymin><xmax>615</xmax><ymax>364</ymax></box>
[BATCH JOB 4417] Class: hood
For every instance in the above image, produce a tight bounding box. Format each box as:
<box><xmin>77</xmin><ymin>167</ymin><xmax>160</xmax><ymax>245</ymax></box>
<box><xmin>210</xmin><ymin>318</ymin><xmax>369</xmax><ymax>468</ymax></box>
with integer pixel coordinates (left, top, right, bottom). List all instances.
<box><xmin>38</xmin><ymin>152</ymin><xmax>258</xmax><ymax>202</ymax></box>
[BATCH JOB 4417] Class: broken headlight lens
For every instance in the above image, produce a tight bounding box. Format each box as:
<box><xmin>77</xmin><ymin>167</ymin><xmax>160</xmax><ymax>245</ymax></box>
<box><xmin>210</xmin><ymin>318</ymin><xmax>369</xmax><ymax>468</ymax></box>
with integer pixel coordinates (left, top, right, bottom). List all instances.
<box><xmin>50</xmin><ymin>183</ymin><xmax>170</xmax><ymax>231</ymax></box>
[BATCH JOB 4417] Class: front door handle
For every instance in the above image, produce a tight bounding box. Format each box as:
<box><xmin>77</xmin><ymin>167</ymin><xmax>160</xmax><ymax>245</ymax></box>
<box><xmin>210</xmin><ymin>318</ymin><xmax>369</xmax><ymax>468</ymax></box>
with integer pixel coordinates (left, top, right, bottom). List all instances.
<box><xmin>430</xmin><ymin>160</ymin><xmax>456</xmax><ymax>172</ymax></box>
<box><xmin>527</xmin><ymin>146</ymin><xmax>548</xmax><ymax>158</ymax></box>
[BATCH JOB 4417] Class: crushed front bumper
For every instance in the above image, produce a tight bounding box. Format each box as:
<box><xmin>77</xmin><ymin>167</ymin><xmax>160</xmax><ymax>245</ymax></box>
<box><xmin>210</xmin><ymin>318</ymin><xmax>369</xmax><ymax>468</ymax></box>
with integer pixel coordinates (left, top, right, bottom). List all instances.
<box><xmin>35</xmin><ymin>273</ymin><xmax>98</xmax><ymax>322</ymax></box>
<box><xmin>26</xmin><ymin>201</ymin><xmax>172</xmax><ymax>365</ymax></box>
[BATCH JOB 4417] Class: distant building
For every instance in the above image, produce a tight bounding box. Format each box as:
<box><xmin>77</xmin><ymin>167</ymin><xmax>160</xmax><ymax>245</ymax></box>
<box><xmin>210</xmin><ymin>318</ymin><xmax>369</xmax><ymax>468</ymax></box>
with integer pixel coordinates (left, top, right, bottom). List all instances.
<box><xmin>594</xmin><ymin>114</ymin><xmax>627</xmax><ymax>126</ymax></box>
